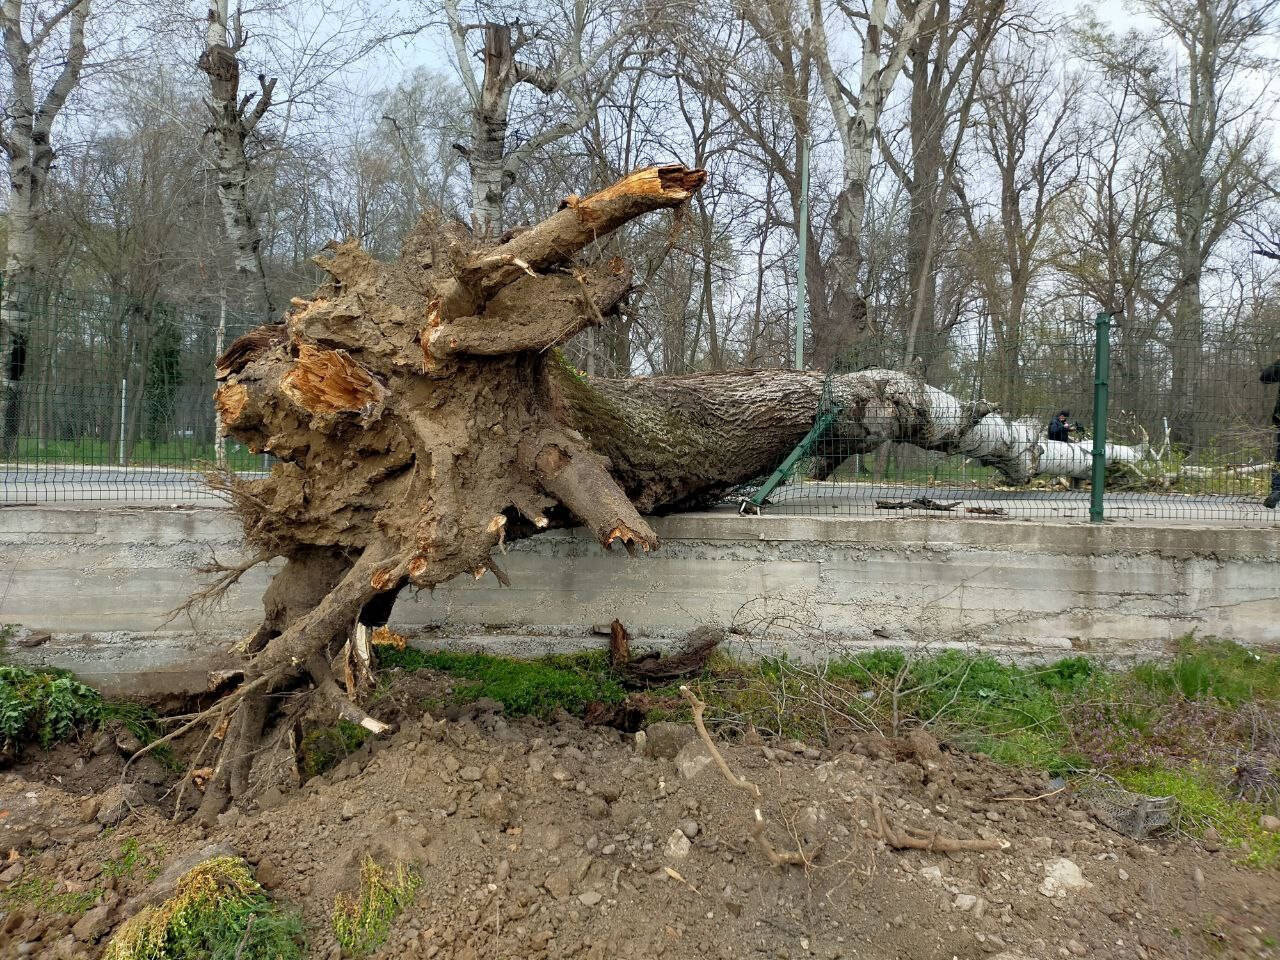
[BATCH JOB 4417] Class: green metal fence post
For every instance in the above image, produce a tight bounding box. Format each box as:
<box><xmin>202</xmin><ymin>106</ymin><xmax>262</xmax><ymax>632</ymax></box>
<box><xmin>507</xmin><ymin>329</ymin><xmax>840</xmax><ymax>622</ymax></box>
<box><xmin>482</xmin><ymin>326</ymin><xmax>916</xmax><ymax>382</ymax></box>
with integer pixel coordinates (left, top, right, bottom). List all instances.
<box><xmin>1090</xmin><ymin>311</ymin><xmax>1112</xmax><ymax>523</ymax></box>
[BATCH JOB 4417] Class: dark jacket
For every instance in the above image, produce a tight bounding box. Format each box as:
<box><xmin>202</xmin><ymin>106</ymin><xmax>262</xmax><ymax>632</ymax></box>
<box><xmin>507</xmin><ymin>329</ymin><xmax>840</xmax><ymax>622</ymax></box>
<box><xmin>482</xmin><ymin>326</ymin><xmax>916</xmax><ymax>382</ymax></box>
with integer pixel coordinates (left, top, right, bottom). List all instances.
<box><xmin>1047</xmin><ymin>419</ymin><xmax>1071</xmax><ymax>443</ymax></box>
<box><xmin>1262</xmin><ymin>360</ymin><xmax>1280</xmax><ymax>426</ymax></box>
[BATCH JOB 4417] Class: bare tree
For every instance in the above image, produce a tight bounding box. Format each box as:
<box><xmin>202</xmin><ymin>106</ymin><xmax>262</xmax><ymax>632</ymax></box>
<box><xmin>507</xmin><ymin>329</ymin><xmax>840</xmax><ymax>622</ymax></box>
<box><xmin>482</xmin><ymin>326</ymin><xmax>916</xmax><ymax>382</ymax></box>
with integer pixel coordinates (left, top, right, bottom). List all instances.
<box><xmin>198</xmin><ymin>0</ymin><xmax>276</xmax><ymax>321</ymax></box>
<box><xmin>444</xmin><ymin>0</ymin><xmax>632</xmax><ymax>236</ymax></box>
<box><xmin>889</xmin><ymin>0</ymin><xmax>1007</xmax><ymax>376</ymax></box>
<box><xmin>955</xmin><ymin>28</ymin><xmax>1083</xmax><ymax>407</ymax></box>
<box><xmin>0</xmin><ymin>0</ymin><xmax>89</xmax><ymax>454</ymax></box>
<box><xmin>1082</xmin><ymin>0</ymin><xmax>1278</xmax><ymax>447</ymax></box>
<box><xmin>808</xmin><ymin>0</ymin><xmax>930</xmax><ymax>367</ymax></box>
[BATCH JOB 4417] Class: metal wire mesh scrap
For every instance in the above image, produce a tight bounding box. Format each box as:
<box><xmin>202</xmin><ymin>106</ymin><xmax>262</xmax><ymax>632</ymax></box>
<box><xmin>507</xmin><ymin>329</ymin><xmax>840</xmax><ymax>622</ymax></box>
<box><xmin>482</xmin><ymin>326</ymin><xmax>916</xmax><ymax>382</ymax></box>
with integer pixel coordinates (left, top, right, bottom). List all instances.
<box><xmin>1076</xmin><ymin>773</ymin><xmax>1177</xmax><ymax>840</ymax></box>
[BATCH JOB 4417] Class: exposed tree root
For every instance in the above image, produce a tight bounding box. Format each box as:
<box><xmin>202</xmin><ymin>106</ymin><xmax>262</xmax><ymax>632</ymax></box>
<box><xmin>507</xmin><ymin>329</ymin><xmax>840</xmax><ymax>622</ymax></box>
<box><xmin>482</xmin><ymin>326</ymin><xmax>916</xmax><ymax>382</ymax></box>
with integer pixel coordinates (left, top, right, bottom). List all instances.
<box><xmin>178</xmin><ymin>164</ymin><xmax>1080</xmax><ymax>818</ymax></box>
<box><xmin>162</xmin><ymin>547</ymin><xmax>274</xmax><ymax>625</ymax></box>
<box><xmin>679</xmin><ymin>686</ymin><xmax>818</xmax><ymax>868</ymax></box>
<box><xmin>871</xmin><ymin>794</ymin><xmax>1008</xmax><ymax>853</ymax></box>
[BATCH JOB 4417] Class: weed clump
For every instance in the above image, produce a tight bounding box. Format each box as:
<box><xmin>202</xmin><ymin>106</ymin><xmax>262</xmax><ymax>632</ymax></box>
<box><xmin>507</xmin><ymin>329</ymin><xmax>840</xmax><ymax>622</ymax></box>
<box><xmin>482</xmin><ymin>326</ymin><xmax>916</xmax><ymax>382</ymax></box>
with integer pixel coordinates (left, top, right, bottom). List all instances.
<box><xmin>103</xmin><ymin>855</ymin><xmax>303</xmax><ymax>960</ymax></box>
<box><xmin>331</xmin><ymin>856</ymin><xmax>421</xmax><ymax>957</ymax></box>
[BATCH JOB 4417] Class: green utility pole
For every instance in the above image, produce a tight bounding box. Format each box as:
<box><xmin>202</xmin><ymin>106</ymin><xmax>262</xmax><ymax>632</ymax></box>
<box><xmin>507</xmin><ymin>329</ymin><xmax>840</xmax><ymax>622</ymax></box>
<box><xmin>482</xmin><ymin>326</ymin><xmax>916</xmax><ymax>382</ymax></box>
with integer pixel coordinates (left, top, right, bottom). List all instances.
<box><xmin>795</xmin><ymin>135</ymin><xmax>809</xmax><ymax>370</ymax></box>
<box><xmin>1090</xmin><ymin>311</ymin><xmax>1112</xmax><ymax>523</ymax></box>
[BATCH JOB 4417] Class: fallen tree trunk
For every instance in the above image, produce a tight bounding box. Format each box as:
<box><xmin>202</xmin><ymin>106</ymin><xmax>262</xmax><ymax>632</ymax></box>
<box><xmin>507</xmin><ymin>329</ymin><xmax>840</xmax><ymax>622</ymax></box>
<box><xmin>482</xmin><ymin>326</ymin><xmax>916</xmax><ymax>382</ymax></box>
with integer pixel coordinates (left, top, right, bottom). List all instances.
<box><xmin>189</xmin><ymin>164</ymin><xmax>1087</xmax><ymax>818</ymax></box>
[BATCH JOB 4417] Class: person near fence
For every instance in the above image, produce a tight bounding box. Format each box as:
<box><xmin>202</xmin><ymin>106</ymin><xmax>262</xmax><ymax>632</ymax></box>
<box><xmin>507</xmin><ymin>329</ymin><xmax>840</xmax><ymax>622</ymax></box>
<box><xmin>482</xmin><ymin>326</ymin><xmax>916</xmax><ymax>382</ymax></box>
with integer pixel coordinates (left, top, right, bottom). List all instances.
<box><xmin>1047</xmin><ymin>410</ymin><xmax>1073</xmax><ymax>443</ymax></box>
<box><xmin>1260</xmin><ymin>360</ymin><xmax>1280</xmax><ymax>509</ymax></box>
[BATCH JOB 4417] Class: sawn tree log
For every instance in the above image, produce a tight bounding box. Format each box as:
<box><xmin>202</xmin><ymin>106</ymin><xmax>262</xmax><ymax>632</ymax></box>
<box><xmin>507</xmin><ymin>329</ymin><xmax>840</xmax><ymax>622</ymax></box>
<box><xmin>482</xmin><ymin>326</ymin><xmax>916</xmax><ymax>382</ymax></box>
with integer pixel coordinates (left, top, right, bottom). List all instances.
<box><xmin>193</xmin><ymin>165</ymin><xmax>1036</xmax><ymax>820</ymax></box>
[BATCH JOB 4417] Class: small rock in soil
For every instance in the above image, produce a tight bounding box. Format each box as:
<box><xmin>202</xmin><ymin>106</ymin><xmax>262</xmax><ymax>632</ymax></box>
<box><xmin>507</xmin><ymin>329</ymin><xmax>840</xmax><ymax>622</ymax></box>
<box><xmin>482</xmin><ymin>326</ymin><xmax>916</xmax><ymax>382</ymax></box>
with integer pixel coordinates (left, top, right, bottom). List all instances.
<box><xmin>544</xmin><ymin>870</ymin><xmax>572</xmax><ymax>900</ymax></box>
<box><xmin>71</xmin><ymin>905</ymin><xmax>113</xmax><ymax>943</ymax></box>
<box><xmin>666</xmin><ymin>829</ymin><xmax>691</xmax><ymax>860</ymax></box>
<box><xmin>674</xmin><ymin>741</ymin><xmax>713</xmax><ymax>781</ymax></box>
<box><xmin>94</xmin><ymin>784</ymin><xmax>139</xmax><ymax>827</ymax></box>
<box><xmin>1039</xmin><ymin>858</ymin><xmax>1092</xmax><ymax>898</ymax></box>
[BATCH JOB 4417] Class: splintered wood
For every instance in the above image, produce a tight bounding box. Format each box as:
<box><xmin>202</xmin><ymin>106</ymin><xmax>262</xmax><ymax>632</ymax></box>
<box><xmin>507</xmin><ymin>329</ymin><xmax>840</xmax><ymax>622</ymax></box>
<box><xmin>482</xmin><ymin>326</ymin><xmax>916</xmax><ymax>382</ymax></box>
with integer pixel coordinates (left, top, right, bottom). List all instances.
<box><xmin>280</xmin><ymin>344</ymin><xmax>386</xmax><ymax>415</ymax></box>
<box><xmin>214</xmin><ymin>383</ymin><xmax>248</xmax><ymax>427</ymax></box>
<box><xmin>572</xmin><ymin>164</ymin><xmax>708</xmax><ymax>225</ymax></box>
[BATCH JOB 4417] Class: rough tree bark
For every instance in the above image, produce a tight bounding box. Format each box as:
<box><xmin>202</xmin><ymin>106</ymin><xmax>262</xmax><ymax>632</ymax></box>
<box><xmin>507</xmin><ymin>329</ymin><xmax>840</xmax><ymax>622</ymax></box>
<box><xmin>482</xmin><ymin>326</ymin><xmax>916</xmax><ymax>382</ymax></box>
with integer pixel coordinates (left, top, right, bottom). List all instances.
<box><xmin>199</xmin><ymin>0</ymin><xmax>276</xmax><ymax>322</ymax></box>
<box><xmin>0</xmin><ymin>0</ymin><xmax>89</xmax><ymax>456</ymax></box>
<box><xmin>195</xmin><ymin>164</ymin><xmax>1106</xmax><ymax>820</ymax></box>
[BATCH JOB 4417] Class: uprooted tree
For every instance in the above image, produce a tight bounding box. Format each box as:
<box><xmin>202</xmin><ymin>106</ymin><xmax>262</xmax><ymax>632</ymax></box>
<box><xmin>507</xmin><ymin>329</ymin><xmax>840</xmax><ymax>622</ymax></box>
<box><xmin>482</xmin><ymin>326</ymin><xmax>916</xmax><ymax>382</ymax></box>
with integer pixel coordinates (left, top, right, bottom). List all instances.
<box><xmin>179</xmin><ymin>164</ymin><xmax>1104</xmax><ymax>821</ymax></box>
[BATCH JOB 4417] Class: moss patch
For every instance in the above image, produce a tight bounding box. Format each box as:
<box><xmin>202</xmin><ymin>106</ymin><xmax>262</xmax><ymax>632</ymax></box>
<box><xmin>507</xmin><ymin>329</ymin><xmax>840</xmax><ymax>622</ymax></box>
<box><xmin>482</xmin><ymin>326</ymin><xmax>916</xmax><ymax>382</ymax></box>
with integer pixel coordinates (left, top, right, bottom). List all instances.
<box><xmin>299</xmin><ymin>720</ymin><xmax>369</xmax><ymax>780</ymax></box>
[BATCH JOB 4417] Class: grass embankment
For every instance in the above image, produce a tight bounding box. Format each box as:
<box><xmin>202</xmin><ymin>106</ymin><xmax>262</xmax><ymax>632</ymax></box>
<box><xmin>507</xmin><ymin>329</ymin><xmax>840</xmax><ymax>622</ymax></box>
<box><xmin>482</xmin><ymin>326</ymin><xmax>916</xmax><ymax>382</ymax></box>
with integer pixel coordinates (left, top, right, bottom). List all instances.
<box><xmin>373</xmin><ymin>638</ymin><xmax>1280</xmax><ymax>865</ymax></box>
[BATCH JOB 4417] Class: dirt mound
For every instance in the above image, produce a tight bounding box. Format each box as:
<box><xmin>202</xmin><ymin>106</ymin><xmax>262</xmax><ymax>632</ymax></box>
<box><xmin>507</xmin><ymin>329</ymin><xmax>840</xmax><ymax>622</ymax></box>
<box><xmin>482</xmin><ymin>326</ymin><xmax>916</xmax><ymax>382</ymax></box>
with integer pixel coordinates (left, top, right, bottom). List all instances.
<box><xmin>0</xmin><ymin>683</ymin><xmax>1276</xmax><ymax>960</ymax></box>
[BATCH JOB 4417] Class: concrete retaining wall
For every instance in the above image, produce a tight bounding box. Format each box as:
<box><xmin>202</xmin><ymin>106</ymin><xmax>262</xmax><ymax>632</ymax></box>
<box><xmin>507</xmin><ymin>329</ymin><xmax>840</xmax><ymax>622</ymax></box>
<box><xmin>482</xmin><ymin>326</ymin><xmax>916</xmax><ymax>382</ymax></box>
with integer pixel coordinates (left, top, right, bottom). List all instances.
<box><xmin>2</xmin><ymin>505</ymin><xmax>1279</xmax><ymax>696</ymax></box>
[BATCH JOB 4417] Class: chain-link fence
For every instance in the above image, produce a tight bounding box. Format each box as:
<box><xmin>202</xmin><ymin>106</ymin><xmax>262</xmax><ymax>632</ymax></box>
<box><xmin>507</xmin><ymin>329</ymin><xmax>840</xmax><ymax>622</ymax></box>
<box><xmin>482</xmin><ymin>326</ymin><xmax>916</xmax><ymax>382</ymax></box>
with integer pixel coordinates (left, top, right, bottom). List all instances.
<box><xmin>2</xmin><ymin>281</ymin><xmax>1276</xmax><ymax>523</ymax></box>
<box><xmin>741</xmin><ymin>311</ymin><xmax>1280</xmax><ymax>524</ymax></box>
<box><xmin>0</xmin><ymin>282</ymin><xmax>269</xmax><ymax>502</ymax></box>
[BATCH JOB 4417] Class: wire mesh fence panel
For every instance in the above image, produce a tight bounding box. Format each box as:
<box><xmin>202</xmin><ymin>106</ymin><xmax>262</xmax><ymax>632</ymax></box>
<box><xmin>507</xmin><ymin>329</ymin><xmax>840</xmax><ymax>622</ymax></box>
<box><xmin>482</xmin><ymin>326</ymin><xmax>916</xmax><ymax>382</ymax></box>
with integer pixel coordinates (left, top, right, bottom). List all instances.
<box><xmin>742</xmin><ymin>312</ymin><xmax>1280</xmax><ymax>525</ymax></box>
<box><xmin>0</xmin><ymin>281</ymin><xmax>270</xmax><ymax>502</ymax></box>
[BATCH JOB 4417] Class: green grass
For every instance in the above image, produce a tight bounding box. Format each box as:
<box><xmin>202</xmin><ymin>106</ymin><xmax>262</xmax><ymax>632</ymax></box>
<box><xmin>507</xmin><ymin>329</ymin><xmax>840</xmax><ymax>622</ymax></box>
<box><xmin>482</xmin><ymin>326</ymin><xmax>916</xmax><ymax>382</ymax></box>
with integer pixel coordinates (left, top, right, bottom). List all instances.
<box><xmin>103</xmin><ymin>838</ymin><xmax>165</xmax><ymax>882</ymax></box>
<box><xmin>331</xmin><ymin>857</ymin><xmax>420</xmax><ymax>957</ymax></box>
<box><xmin>1116</xmin><ymin>766</ymin><xmax>1280</xmax><ymax>867</ymax></box>
<box><xmin>375</xmin><ymin>647</ymin><xmax>627</xmax><ymax>717</ymax></box>
<box><xmin>13</xmin><ymin>435</ymin><xmax>263</xmax><ymax>471</ymax></box>
<box><xmin>1129</xmin><ymin>638</ymin><xmax>1280</xmax><ymax>704</ymax></box>
<box><xmin>0</xmin><ymin>875</ymin><xmax>100</xmax><ymax>916</ymax></box>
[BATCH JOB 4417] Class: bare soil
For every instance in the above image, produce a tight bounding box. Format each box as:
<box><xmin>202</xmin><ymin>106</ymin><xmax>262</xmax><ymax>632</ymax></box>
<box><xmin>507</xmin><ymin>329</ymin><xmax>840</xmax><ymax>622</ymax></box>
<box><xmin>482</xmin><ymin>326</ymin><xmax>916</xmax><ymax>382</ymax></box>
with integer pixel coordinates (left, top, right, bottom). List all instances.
<box><xmin>0</xmin><ymin>668</ymin><xmax>1277</xmax><ymax>960</ymax></box>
